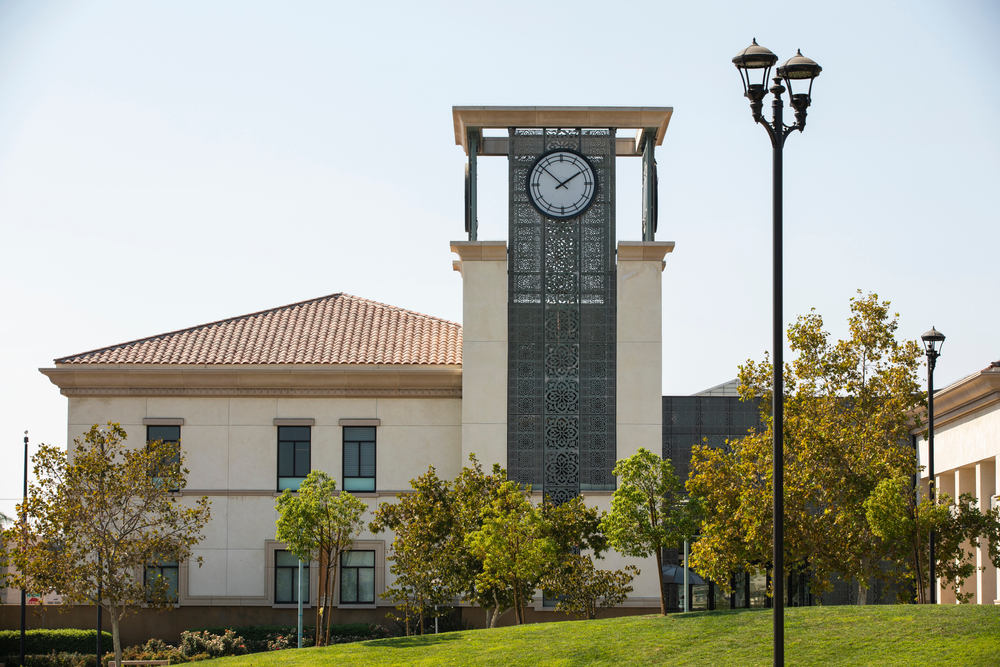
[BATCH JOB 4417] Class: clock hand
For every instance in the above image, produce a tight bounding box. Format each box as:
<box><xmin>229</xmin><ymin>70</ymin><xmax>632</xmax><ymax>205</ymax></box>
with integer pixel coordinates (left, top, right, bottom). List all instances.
<box><xmin>555</xmin><ymin>171</ymin><xmax>582</xmax><ymax>189</ymax></box>
<box><xmin>540</xmin><ymin>166</ymin><xmax>563</xmax><ymax>184</ymax></box>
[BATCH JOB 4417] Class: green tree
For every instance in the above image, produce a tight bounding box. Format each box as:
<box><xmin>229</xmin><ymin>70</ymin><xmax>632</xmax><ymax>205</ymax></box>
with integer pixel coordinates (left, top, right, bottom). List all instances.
<box><xmin>600</xmin><ymin>448</ymin><xmax>699</xmax><ymax>615</ymax></box>
<box><xmin>536</xmin><ymin>494</ymin><xmax>636</xmax><ymax>619</ymax></box>
<box><xmin>538</xmin><ymin>494</ymin><xmax>607</xmax><ymax>556</ymax></box>
<box><xmin>689</xmin><ymin>292</ymin><xmax>924</xmax><ymax>603</ymax></box>
<box><xmin>466</xmin><ymin>480</ymin><xmax>552</xmax><ymax>625</ymax></box>
<box><xmin>539</xmin><ymin>554</ymin><xmax>637</xmax><ymax>619</ymax></box>
<box><xmin>866</xmin><ymin>477</ymin><xmax>1000</xmax><ymax>603</ymax></box>
<box><xmin>2</xmin><ymin>424</ymin><xmax>211</xmax><ymax>667</ymax></box>
<box><xmin>450</xmin><ymin>456</ymin><xmax>512</xmax><ymax>627</ymax></box>
<box><xmin>274</xmin><ymin>470</ymin><xmax>366</xmax><ymax>646</ymax></box>
<box><xmin>369</xmin><ymin>466</ymin><xmax>458</xmax><ymax>635</ymax></box>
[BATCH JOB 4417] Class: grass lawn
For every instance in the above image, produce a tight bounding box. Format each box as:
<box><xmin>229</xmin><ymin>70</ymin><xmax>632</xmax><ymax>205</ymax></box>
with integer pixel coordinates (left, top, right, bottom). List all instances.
<box><xmin>204</xmin><ymin>605</ymin><xmax>1000</xmax><ymax>666</ymax></box>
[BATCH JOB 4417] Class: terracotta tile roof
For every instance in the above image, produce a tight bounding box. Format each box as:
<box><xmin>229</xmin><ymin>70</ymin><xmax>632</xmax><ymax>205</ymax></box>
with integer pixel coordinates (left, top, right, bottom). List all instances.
<box><xmin>56</xmin><ymin>293</ymin><xmax>462</xmax><ymax>366</ymax></box>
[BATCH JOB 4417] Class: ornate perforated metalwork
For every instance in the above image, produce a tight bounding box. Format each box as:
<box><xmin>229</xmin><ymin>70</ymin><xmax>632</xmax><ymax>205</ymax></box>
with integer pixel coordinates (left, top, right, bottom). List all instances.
<box><xmin>507</xmin><ymin>128</ymin><xmax>617</xmax><ymax>502</ymax></box>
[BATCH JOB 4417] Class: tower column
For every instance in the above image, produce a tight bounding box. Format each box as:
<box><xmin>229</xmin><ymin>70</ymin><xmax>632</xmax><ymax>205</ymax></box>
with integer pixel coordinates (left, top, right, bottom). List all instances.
<box><xmin>616</xmin><ymin>241</ymin><xmax>675</xmax><ymax>461</ymax></box>
<box><xmin>975</xmin><ymin>459</ymin><xmax>997</xmax><ymax>604</ymax></box>
<box><xmin>452</xmin><ymin>241</ymin><xmax>508</xmax><ymax>469</ymax></box>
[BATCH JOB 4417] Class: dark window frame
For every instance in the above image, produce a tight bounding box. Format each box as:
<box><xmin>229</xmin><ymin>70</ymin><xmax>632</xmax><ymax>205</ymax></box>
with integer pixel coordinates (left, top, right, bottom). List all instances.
<box><xmin>277</xmin><ymin>425</ymin><xmax>311</xmax><ymax>491</ymax></box>
<box><xmin>144</xmin><ymin>561</ymin><xmax>179</xmax><ymax>602</ymax></box>
<box><xmin>146</xmin><ymin>425</ymin><xmax>181</xmax><ymax>491</ymax></box>
<box><xmin>339</xmin><ymin>549</ymin><xmax>375</xmax><ymax>604</ymax></box>
<box><xmin>274</xmin><ymin>549</ymin><xmax>309</xmax><ymax>604</ymax></box>
<box><xmin>342</xmin><ymin>426</ymin><xmax>376</xmax><ymax>492</ymax></box>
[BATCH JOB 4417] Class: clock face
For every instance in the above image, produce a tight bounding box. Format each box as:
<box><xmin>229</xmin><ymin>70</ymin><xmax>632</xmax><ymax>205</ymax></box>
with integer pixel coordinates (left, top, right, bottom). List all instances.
<box><xmin>527</xmin><ymin>149</ymin><xmax>597</xmax><ymax>219</ymax></box>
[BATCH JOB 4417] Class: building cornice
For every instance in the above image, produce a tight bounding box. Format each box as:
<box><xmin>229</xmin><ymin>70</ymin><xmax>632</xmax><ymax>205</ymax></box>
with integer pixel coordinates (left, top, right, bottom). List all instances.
<box><xmin>911</xmin><ymin>366</ymin><xmax>1000</xmax><ymax>433</ymax></box>
<box><xmin>39</xmin><ymin>363</ymin><xmax>463</xmax><ymax>399</ymax></box>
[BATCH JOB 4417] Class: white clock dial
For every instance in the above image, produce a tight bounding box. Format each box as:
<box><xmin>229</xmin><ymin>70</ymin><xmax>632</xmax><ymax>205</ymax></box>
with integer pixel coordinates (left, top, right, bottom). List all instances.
<box><xmin>527</xmin><ymin>149</ymin><xmax>597</xmax><ymax>219</ymax></box>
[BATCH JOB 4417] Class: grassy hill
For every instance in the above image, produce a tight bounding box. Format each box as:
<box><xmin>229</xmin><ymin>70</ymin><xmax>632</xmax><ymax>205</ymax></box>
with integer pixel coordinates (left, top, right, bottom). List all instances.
<box><xmin>205</xmin><ymin>605</ymin><xmax>1000</xmax><ymax>666</ymax></box>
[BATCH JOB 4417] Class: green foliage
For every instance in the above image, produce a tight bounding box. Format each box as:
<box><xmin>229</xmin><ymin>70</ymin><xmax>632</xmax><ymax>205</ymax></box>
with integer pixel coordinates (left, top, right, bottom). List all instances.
<box><xmin>5</xmin><ymin>652</ymin><xmax>99</xmax><ymax>667</ymax></box>
<box><xmin>449</xmin><ymin>456</ymin><xmax>511</xmax><ymax>625</ymax></box>
<box><xmin>539</xmin><ymin>554</ymin><xmax>637</xmax><ymax>619</ymax></box>
<box><xmin>866</xmin><ymin>478</ymin><xmax>1000</xmax><ymax>603</ymax></box>
<box><xmin>371</xmin><ymin>456</ymin><xmax>519</xmax><ymax>631</ymax></box>
<box><xmin>538</xmin><ymin>494</ymin><xmax>607</xmax><ymax>556</ymax></box>
<box><xmin>466</xmin><ymin>480</ymin><xmax>553</xmax><ymax>625</ymax></box>
<box><xmin>179</xmin><ymin>630</ymin><xmax>248</xmax><ymax>658</ymax></box>
<box><xmin>0</xmin><ymin>629</ymin><xmax>112</xmax><ymax>655</ymax></box>
<box><xmin>372</xmin><ymin>457</ymin><xmax>619</xmax><ymax>630</ymax></box>
<box><xmin>369</xmin><ymin>466</ymin><xmax>460</xmax><ymax>634</ymax></box>
<box><xmin>689</xmin><ymin>292</ymin><xmax>924</xmax><ymax>602</ymax></box>
<box><xmin>117</xmin><ymin>637</ymin><xmax>187</xmax><ymax>664</ymax></box>
<box><xmin>600</xmin><ymin>447</ymin><xmax>698</xmax><ymax>614</ymax></box>
<box><xmin>191</xmin><ymin>623</ymin><xmax>382</xmax><ymax>647</ymax></box>
<box><xmin>274</xmin><ymin>470</ymin><xmax>366</xmax><ymax>646</ymax></box>
<box><xmin>1</xmin><ymin>423</ymin><xmax>211</xmax><ymax>667</ymax></box>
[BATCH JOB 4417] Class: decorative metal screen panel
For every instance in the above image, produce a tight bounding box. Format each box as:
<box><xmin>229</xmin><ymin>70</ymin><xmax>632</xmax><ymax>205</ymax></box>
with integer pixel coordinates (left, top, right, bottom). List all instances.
<box><xmin>508</xmin><ymin>128</ymin><xmax>616</xmax><ymax>504</ymax></box>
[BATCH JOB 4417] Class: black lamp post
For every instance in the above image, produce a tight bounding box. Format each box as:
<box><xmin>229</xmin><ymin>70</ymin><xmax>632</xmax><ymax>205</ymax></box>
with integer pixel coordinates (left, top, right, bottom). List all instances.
<box><xmin>921</xmin><ymin>326</ymin><xmax>945</xmax><ymax>604</ymax></box>
<box><xmin>20</xmin><ymin>431</ymin><xmax>28</xmax><ymax>667</ymax></box>
<box><xmin>732</xmin><ymin>39</ymin><xmax>821</xmax><ymax>667</ymax></box>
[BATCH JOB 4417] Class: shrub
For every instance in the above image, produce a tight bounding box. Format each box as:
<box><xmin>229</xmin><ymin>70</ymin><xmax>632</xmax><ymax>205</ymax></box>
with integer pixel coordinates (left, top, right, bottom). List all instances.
<box><xmin>192</xmin><ymin>623</ymin><xmax>385</xmax><ymax>647</ymax></box>
<box><xmin>0</xmin><ymin>630</ymin><xmax>113</xmax><ymax>655</ymax></box>
<box><xmin>178</xmin><ymin>629</ymin><xmax>247</xmax><ymax>658</ymax></box>
<box><xmin>3</xmin><ymin>652</ymin><xmax>97</xmax><ymax>667</ymax></box>
<box><xmin>115</xmin><ymin>637</ymin><xmax>186</xmax><ymax>665</ymax></box>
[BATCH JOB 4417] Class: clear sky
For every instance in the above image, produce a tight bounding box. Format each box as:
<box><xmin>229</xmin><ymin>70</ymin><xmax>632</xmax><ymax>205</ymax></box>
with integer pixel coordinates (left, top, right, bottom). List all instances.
<box><xmin>2</xmin><ymin>1</ymin><xmax>998</xmax><ymax>517</ymax></box>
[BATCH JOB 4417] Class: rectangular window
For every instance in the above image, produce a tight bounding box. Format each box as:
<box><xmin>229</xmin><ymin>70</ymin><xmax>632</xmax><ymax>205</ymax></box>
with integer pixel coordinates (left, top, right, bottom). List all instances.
<box><xmin>147</xmin><ymin>425</ymin><xmax>181</xmax><ymax>490</ymax></box>
<box><xmin>144</xmin><ymin>561</ymin><xmax>179</xmax><ymax>602</ymax></box>
<box><xmin>339</xmin><ymin>550</ymin><xmax>375</xmax><ymax>604</ymax></box>
<box><xmin>277</xmin><ymin>426</ymin><xmax>311</xmax><ymax>491</ymax></box>
<box><xmin>342</xmin><ymin>426</ymin><xmax>375</xmax><ymax>492</ymax></box>
<box><xmin>274</xmin><ymin>550</ymin><xmax>309</xmax><ymax>604</ymax></box>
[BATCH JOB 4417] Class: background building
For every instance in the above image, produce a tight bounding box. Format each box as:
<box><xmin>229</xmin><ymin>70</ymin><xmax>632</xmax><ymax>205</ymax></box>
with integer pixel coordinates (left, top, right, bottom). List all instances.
<box><xmin>915</xmin><ymin>360</ymin><xmax>1000</xmax><ymax>605</ymax></box>
<box><xmin>20</xmin><ymin>107</ymin><xmax>681</xmax><ymax>640</ymax></box>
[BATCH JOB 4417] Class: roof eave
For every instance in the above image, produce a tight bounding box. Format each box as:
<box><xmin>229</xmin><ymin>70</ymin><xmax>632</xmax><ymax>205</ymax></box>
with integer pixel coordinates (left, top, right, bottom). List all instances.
<box><xmin>40</xmin><ymin>363</ymin><xmax>463</xmax><ymax>399</ymax></box>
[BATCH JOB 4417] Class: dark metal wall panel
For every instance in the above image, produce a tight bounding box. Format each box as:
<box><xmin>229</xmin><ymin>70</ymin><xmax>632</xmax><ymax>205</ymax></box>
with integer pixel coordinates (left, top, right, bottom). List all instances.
<box><xmin>661</xmin><ymin>395</ymin><xmax>763</xmax><ymax>483</ymax></box>
<box><xmin>508</xmin><ymin>128</ymin><xmax>616</xmax><ymax>503</ymax></box>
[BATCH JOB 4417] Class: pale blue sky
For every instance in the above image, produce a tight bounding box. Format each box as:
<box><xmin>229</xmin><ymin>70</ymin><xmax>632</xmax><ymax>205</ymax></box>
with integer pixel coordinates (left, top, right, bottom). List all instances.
<box><xmin>2</xmin><ymin>1</ymin><xmax>998</xmax><ymax>515</ymax></box>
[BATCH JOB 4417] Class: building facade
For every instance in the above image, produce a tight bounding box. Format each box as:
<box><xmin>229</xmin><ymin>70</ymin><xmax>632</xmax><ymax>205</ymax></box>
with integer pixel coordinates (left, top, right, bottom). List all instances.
<box><xmin>29</xmin><ymin>107</ymin><xmax>685</xmax><ymax>639</ymax></box>
<box><xmin>915</xmin><ymin>360</ymin><xmax>1000</xmax><ymax>605</ymax></box>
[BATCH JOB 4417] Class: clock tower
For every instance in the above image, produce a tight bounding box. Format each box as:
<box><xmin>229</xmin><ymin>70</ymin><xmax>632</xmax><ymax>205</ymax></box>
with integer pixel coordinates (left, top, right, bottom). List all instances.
<box><xmin>451</xmin><ymin>107</ymin><xmax>674</xmax><ymax>504</ymax></box>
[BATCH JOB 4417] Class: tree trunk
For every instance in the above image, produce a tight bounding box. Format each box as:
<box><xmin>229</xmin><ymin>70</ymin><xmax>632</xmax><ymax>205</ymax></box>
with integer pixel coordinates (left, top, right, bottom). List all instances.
<box><xmin>324</xmin><ymin>561</ymin><xmax>335</xmax><ymax>646</ymax></box>
<box><xmin>913</xmin><ymin>540</ymin><xmax>925</xmax><ymax>604</ymax></box>
<box><xmin>110</xmin><ymin>610</ymin><xmax>122</xmax><ymax>667</ymax></box>
<box><xmin>315</xmin><ymin>557</ymin><xmax>326</xmax><ymax>646</ymax></box>
<box><xmin>856</xmin><ymin>555</ymin><xmax>870</xmax><ymax>605</ymax></box>
<box><xmin>489</xmin><ymin>591</ymin><xmax>500</xmax><ymax>628</ymax></box>
<box><xmin>512</xmin><ymin>584</ymin><xmax>521</xmax><ymax>625</ymax></box>
<box><xmin>654</xmin><ymin>547</ymin><xmax>666</xmax><ymax>615</ymax></box>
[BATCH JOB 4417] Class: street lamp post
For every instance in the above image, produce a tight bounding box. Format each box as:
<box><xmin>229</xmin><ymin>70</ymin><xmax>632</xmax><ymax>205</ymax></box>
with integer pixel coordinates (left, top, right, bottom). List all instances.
<box><xmin>921</xmin><ymin>326</ymin><xmax>945</xmax><ymax>604</ymax></box>
<box><xmin>21</xmin><ymin>431</ymin><xmax>28</xmax><ymax>667</ymax></box>
<box><xmin>732</xmin><ymin>39</ymin><xmax>821</xmax><ymax>667</ymax></box>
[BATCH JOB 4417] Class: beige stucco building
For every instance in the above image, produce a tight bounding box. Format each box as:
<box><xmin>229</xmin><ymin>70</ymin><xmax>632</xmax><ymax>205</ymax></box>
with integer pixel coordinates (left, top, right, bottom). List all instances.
<box><xmin>30</xmin><ymin>107</ymin><xmax>684</xmax><ymax>638</ymax></box>
<box><xmin>915</xmin><ymin>361</ymin><xmax>1000</xmax><ymax>605</ymax></box>
<box><xmin>34</xmin><ymin>237</ymin><xmax>671</xmax><ymax>635</ymax></box>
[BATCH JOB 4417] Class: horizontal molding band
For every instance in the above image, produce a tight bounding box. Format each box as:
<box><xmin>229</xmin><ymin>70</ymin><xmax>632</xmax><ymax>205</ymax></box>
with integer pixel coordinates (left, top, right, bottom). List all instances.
<box><xmin>273</xmin><ymin>417</ymin><xmax>315</xmax><ymax>426</ymax></box>
<box><xmin>177</xmin><ymin>489</ymin><xmax>412</xmax><ymax>497</ymax></box>
<box><xmin>57</xmin><ymin>387</ymin><xmax>462</xmax><ymax>398</ymax></box>
<box><xmin>339</xmin><ymin>418</ymin><xmax>381</xmax><ymax>426</ymax></box>
<box><xmin>143</xmin><ymin>417</ymin><xmax>185</xmax><ymax>426</ymax></box>
<box><xmin>175</xmin><ymin>489</ymin><xmax>615</xmax><ymax>498</ymax></box>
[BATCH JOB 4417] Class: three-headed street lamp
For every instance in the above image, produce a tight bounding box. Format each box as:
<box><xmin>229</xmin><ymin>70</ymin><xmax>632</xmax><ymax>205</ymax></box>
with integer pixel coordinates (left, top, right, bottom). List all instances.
<box><xmin>921</xmin><ymin>327</ymin><xmax>945</xmax><ymax>604</ymax></box>
<box><xmin>732</xmin><ymin>39</ymin><xmax>821</xmax><ymax>666</ymax></box>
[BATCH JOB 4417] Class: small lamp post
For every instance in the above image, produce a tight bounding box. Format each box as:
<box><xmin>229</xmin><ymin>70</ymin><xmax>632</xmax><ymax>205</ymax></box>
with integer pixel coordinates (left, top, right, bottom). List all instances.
<box><xmin>732</xmin><ymin>38</ymin><xmax>821</xmax><ymax>667</ymax></box>
<box><xmin>921</xmin><ymin>326</ymin><xmax>945</xmax><ymax>604</ymax></box>
<box><xmin>20</xmin><ymin>431</ymin><xmax>28</xmax><ymax>667</ymax></box>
